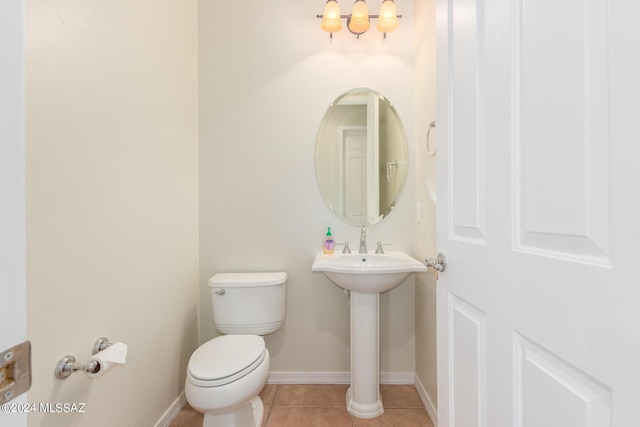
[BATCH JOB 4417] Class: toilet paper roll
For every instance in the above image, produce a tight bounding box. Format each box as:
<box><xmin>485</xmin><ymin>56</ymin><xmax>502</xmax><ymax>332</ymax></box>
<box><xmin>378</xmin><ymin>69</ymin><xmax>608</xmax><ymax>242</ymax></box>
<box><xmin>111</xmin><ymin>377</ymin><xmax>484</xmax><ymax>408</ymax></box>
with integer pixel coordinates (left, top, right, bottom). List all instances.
<box><xmin>85</xmin><ymin>342</ymin><xmax>127</xmax><ymax>379</ymax></box>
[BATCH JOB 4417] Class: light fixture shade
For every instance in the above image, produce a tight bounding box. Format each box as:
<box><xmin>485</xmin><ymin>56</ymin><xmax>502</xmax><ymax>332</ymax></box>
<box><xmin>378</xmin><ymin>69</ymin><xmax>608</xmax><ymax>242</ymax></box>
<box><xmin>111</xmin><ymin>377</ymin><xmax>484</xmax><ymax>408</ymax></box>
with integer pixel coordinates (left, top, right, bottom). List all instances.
<box><xmin>321</xmin><ymin>0</ymin><xmax>342</xmax><ymax>33</ymax></box>
<box><xmin>377</xmin><ymin>0</ymin><xmax>399</xmax><ymax>33</ymax></box>
<box><xmin>348</xmin><ymin>0</ymin><xmax>370</xmax><ymax>34</ymax></box>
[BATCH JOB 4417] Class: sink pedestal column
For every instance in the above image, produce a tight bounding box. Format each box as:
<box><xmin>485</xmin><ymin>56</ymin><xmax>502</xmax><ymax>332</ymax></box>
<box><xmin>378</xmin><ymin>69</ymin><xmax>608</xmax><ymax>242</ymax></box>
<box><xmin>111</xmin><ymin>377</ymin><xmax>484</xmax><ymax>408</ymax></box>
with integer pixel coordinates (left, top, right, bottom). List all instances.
<box><xmin>346</xmin><ymin>292</ymin><xmax>384</xmax><ymax>419</ymax></box>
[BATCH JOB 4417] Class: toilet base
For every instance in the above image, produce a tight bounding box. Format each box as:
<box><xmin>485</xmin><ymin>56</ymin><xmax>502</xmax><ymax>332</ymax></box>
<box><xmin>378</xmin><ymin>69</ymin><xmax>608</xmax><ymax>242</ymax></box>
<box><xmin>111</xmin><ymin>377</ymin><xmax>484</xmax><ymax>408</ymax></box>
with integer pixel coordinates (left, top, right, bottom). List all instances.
<box><xmin>203</xmin><ymin>396</ymin><xmax>264</xmax><ymax>427</ymax></box>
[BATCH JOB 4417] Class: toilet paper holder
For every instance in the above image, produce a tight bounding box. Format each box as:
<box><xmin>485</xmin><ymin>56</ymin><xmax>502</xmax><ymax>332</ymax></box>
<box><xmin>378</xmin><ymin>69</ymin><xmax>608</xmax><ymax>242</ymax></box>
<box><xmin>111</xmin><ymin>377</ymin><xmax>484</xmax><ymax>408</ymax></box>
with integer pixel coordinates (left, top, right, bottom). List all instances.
<box><xmin>55</xmin><ymin>337</ymin><xmax>113</xmax><ymax>379</ymax></box>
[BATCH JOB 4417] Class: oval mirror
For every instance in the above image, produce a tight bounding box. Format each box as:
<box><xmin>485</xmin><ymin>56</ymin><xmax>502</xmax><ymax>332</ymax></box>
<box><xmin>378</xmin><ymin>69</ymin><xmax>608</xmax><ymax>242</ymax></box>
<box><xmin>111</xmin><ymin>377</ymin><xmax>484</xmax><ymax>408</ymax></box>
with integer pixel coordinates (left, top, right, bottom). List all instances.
<box><xmin>315</xmin><ymin>88</ymin><xmax>408</xmax><ymax>226</ymax></box>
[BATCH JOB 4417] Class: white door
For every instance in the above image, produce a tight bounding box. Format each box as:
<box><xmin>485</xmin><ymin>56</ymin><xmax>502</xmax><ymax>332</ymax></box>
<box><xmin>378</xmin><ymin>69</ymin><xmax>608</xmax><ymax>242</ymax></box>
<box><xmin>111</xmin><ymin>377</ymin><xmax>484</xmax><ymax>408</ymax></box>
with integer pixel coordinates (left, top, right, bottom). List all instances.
<box><xmin>365</xmin><ymin>92</ymin><xmax>380</xmax><ymax>222</ymax></box>
<box><xmin>436</xmin><ymin>1</ymin><xmax>640</xmax><ymax>426</ymax></box>
<box><xmin>342</xmin><ymin>127</ymin><xmax>368</xmax><ymax>223</ymax></box>
<box><xmin>1</xmin><ymin>1</ymin><xmax>27</xmax><ymax>425</ymax></box>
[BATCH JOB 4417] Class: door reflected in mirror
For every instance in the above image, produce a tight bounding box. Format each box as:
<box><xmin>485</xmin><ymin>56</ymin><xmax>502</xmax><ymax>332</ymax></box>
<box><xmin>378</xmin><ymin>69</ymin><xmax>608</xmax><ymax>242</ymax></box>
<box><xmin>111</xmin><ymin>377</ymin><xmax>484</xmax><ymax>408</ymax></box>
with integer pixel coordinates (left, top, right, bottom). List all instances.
<box><xmin>315</xmin><ymin>88</ymin><xmax>408</xmax><ymax>226</ymax></box>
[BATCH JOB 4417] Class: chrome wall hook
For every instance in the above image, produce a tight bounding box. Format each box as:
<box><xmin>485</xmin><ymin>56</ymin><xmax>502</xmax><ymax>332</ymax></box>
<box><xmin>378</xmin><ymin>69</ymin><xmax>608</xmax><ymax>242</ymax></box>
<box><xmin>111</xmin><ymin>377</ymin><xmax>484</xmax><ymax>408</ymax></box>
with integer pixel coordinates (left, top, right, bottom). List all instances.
<box><xmin>426</xmin><ymin>121</ymin><xmax>437</xmax><ymax>157</ymax></box>
<box><xmin>386</xmin><ymin>160</ymin><xmax>399</xmax><ymax>182</ymax></box>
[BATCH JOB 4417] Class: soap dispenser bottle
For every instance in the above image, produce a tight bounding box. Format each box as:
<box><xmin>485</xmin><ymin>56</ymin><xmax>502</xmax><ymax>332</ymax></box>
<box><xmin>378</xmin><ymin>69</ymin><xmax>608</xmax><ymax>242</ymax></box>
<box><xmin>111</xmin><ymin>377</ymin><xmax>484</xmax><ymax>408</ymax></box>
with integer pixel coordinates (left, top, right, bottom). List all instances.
<box><xmin>323</xmin><ymin>227</ymin><xmax>335</xmax><ymax>254</ymax></box>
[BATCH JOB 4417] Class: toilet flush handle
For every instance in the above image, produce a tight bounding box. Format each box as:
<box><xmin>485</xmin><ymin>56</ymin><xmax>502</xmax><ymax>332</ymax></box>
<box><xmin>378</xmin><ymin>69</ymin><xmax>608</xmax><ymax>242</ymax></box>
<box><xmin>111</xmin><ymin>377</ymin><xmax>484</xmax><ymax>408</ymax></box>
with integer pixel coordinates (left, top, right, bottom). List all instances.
<box><xmin>214</xmin><ymin>289</ymin><xmax>226</xmax><ymax>296</ymax></box>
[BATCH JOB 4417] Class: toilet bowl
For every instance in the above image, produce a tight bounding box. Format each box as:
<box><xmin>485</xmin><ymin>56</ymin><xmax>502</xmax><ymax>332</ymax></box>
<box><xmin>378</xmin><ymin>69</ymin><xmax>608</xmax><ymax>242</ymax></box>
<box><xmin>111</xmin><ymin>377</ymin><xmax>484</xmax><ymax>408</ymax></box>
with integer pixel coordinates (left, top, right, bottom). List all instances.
<box><xmin>185</xmin><ymin>335</ymin><xmax>270</xmax><ymax>427</ymax></box>
<box><xmin>184</xmin><ymin>272</ymin><xmax>287</xmax><ymax>427</ymax></box>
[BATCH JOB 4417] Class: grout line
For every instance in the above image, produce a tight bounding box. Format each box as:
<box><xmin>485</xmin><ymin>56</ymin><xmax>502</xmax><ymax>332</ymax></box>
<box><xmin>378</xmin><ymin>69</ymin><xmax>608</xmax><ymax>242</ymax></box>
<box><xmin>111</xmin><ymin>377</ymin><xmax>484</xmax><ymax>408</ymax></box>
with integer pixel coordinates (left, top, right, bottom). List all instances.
<box><xmin>263</xmin><ymin>384</ymin><xmax>277</xmax><ymax>426</ymax></box>
<box><xmin>270</xmin><ymin>383</ymin><xmax>279</xmax><ymax>407</ymax></box>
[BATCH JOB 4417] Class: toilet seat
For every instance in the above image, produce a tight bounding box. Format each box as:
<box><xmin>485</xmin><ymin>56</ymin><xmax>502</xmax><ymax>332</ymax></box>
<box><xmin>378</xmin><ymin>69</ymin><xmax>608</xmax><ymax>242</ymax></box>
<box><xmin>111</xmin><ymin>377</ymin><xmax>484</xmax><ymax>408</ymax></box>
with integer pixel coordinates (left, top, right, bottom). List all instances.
<box><xmin>188</xmin><ymin>335</ymin><xmax>266</xmax><ymax>388</ymax></box>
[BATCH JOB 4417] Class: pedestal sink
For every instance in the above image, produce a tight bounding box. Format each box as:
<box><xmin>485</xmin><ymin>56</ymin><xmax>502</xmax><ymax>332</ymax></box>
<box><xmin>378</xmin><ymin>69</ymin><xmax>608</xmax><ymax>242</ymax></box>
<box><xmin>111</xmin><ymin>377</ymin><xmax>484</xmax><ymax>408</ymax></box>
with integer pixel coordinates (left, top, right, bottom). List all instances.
<box><xmin>311</xmin><ymin>251</ymin><xmax>427</xmax><ymax>419</ymax></box>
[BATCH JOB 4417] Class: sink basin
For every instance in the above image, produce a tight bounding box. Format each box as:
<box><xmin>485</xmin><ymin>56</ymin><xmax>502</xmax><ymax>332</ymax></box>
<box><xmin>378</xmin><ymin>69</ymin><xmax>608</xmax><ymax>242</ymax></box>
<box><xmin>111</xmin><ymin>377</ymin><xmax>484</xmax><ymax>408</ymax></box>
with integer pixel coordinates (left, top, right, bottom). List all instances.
<box><xmin>312</xmin><ymin>251</ymin><xmax>427</xmax><ymax>293</ymax></box>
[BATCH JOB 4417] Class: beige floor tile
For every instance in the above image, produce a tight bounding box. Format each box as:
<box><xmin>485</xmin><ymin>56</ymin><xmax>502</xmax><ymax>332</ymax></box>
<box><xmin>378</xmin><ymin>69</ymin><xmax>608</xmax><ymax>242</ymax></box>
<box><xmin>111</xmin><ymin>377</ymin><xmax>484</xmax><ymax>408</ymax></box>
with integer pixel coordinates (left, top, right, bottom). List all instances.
<box><xmin>168</xmin><ymin>404</ymin><xmax>203</xmax><ymax>427</ymax></box>
<box><xmin>352</xmin><ymin>408</ymin><xmax>434</xmax><ymax>427</ymax></box>
<box><xmin>262</xmin><ymin>405</ymin><xmax>272</xmax><ymax>427</ymax></box>
<box><xmin>266</xmin><ymin>407</ymin><xmax>353</xmax><ymax>427</ymax></box>
<box><xmin>260</xmin><ymin>384</ymin><xmax>278</xmax><ymax>407</ymax></box>
<box><xmin>380</xmin><ymin>384</ymin><xmax>424</xmax><ymax>408</ymax></box>
<box><xmin>272</xmin><ymin>384</ymin><xmax>349</xmax><ymax>408</ymax></box>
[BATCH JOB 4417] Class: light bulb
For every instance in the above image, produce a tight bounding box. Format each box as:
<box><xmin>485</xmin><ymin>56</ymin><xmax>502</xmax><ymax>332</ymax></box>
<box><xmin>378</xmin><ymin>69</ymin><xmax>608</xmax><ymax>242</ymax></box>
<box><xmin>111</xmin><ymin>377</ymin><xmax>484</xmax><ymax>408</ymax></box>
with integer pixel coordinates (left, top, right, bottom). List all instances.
<box><xmin>321</xmin><ymin>0</ymin><xmax>342</xmax><ymax>33</ymax></box>
<box><xmin>377</xmin><ymin>0</ymin><xmax>398</xmax><ymax>33</ymax></box>
<box><xmin>348</xmin><ymin>0</ymin><xmax>370</xmax><ymax>34</ymax></box>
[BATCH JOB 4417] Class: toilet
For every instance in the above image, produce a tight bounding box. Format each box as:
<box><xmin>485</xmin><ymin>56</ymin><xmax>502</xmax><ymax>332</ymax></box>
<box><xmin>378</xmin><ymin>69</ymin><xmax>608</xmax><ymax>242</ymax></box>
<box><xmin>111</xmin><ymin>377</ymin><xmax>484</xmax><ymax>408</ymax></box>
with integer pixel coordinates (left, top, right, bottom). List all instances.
<box><xmin>185</xmin><ymin>272</ymin><xmax>287</xmax><ymax>427</ymax></box>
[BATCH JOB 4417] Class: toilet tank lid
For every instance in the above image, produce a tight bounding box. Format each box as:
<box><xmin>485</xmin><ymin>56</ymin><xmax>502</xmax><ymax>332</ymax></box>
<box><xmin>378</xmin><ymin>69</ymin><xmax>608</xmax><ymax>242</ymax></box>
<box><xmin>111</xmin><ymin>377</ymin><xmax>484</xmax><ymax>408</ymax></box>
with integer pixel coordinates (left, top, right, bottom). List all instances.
<box><xmin>209</xmin><ymin>272</ymin><xmax>287</xmax><ymax>288</ymax></box>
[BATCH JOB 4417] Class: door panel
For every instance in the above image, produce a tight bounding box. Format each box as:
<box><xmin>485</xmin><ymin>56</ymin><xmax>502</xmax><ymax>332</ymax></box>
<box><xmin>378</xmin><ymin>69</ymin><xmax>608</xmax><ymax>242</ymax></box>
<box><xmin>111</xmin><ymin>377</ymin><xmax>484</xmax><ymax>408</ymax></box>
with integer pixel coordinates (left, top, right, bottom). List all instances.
<box><xmin>437</xmin><ymin>0</ymin><xmax>640</xmax><ymax>426</ymax></box>
<box><xmin>450</xmin><ymin>0</ymin><xmax>486</xmax><ymax>244</ymax></box>
<box><xmin>514</xmin><ymin>0</ymin><xmax>611</xmax><ymax>266</ymax></box>
<box><xmin>514</xmin><ymin>335</ymin><xmax>612</xmax><ymax>427</ymax></box>
<box><xmin>450</xmin><ymin>295</ymin><xmax>486</xmax><ymax>427</ymax></box>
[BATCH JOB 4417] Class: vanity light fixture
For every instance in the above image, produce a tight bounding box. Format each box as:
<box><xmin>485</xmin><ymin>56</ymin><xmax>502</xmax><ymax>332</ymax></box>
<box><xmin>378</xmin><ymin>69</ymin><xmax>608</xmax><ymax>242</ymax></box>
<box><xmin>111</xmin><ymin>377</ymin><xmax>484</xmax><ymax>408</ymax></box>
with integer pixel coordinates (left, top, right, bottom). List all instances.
<box><xmin>320</xmin><ymin>0</ymin><xmax>342</xmax><ymax>32</ymax></box>
<box><xmin>349</xmin><ymin>0</ymin><xmax>370</xmax><ymax>34</ymax></box>
<box><xmin>317</xmin><ymin>0</ymin><xmax>401</xmax><ymax>39</ymax></box>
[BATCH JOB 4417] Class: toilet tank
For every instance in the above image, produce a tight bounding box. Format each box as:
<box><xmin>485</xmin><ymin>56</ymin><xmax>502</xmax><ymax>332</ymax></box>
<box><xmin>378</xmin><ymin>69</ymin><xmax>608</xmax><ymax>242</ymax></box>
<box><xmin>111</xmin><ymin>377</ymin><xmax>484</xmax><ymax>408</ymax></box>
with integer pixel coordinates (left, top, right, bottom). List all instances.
<box><xmin>209</xmin><ymin>272</ymin><xmax>287</xmax><ymax>335</ymax></box>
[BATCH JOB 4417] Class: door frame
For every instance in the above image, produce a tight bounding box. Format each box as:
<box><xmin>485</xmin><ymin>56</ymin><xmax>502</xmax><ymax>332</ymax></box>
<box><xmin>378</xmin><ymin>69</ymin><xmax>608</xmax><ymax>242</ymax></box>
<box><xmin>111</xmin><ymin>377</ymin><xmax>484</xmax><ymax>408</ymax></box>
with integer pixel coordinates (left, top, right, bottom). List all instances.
<box><xmin>0</xmin><ymin>1</ymin><xmax>28</xmax><ymax>424</ymax></box>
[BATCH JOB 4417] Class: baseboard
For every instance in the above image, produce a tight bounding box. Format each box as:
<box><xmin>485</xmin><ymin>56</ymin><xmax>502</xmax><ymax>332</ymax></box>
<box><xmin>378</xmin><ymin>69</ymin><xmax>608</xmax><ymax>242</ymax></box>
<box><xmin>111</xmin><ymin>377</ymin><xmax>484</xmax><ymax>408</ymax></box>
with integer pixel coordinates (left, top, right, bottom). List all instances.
<box><xmin>414</xmin><ymin>374</ymin><xmax>438</xmax><ymax>426</ymax></box>
<box><xmin>154</xmin><ymin>391</ymin><xmax>186</xmax><ymax>427</ymax></box>
<box><xmin>267</xmin><ymin>371</ymin><xmax>415</xmax><ymax>385</ymax></box>
<box><xmin>380</xmin><ymin>371</ymin><xmax>415</xmax><ymax>384</ymax></box>
<box><xmin>268</xmin><ymin>371</ymin><xmax>350</xmax><ymax>384</ymax></box>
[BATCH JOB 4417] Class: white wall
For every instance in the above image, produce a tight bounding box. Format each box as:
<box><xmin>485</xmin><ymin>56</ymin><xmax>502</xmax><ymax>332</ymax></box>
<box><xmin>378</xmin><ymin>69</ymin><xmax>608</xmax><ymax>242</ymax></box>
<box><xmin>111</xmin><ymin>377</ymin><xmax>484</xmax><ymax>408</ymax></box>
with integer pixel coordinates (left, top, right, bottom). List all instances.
<box><xmin>198</xmin><ymin>0</ymin><xmax>417</xmax><ymax>375</ymax></box>
<box><xmin>0</xmin><ymin>1</ymin><xmax>27</xmax><ymax>426</ymax></box>
<box><xmin>25</xmin><ymin>1</ymin><xmax>199</xmax><ymax>426</ymax></box>
<box><xmin>413</xmin><ymin>0</ymin><xmax>438</xmax><ymax>417</ymax></box>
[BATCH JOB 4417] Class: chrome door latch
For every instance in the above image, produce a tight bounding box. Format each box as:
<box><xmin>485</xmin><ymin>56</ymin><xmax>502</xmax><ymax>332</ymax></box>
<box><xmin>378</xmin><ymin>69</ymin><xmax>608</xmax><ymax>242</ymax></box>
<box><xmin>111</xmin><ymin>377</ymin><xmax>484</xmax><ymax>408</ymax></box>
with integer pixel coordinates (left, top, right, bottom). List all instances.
<box><xmin>0</xmin><ymin>341</ymin><xmax>32</xmax><ymax>404</ymax></box>
<box><xmin>425</xmin><ymin>253</ymin><xmax>447</xmax><ymax>273</ymax></box>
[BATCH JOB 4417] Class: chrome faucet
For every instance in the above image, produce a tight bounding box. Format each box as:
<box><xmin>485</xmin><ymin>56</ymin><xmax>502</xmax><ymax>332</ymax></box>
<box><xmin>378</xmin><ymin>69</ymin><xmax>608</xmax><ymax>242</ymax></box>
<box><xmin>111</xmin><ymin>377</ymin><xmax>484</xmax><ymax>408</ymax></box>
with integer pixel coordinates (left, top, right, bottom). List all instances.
<box><xmin>359</xmin><ymin>225</ymin><xmax>367</xmax><ymax>254</ymax></box>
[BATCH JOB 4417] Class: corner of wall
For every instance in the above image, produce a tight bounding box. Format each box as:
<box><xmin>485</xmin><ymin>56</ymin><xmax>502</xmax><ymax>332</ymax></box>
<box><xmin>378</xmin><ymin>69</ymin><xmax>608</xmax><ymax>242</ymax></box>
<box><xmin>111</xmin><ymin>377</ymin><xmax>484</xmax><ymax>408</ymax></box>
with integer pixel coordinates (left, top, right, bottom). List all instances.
<box><xmin>412</xmin><ymin>0</ymin><xmax>438</xmax><ymax>416</ymax></box>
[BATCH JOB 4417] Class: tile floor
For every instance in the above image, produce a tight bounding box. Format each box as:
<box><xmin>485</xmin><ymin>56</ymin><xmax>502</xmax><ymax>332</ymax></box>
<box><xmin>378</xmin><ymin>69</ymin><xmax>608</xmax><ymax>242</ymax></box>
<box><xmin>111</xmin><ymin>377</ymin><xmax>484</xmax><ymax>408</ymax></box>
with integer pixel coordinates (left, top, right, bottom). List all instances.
<box><xmin>169</xmin><ymin>384</ymin><xmax>434</xmax><ymax>427</ymax></box>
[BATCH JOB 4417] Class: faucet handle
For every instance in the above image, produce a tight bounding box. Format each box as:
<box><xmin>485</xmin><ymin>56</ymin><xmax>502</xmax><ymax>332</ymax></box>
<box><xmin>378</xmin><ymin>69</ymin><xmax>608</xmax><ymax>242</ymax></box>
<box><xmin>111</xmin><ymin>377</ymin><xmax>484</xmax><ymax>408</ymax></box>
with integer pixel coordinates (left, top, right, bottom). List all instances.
<box><xmin>335</xmin><ymin>242</ymin><xmax>351</xmax><ymax>254</ymax></box>
<box><xmin>375</xmin><ymin>242</ymin><xmax>391</xmax><ymax>254</ymax></box>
